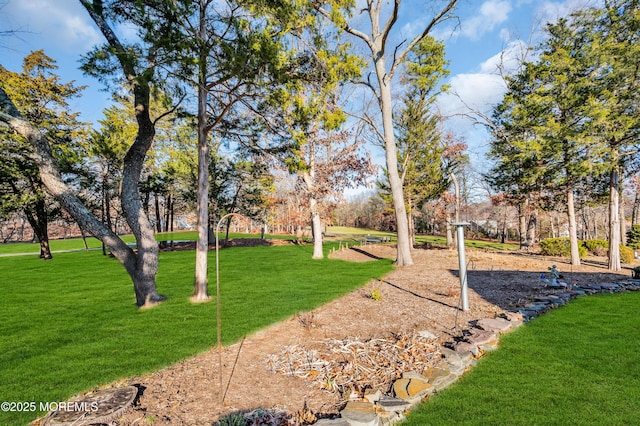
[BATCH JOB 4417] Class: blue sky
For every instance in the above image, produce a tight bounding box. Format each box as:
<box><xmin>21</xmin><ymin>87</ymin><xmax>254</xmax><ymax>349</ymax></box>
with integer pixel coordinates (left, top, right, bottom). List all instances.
<box><xmin>1</xmin><ymin>0</ymin><xmax>597</xmax><ymax>176</ymax></box>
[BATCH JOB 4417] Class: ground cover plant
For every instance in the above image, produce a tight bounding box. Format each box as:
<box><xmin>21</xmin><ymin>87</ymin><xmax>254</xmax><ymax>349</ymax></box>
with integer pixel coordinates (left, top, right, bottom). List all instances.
<box><xmin>0</xmin><ymin>244</ymin><xmax>393</xmax><ymax>424</ymax></box>
<box><xmin>403</xmin><ymin>291</ymin><xmax>640</xmax><ymax>425</ymax></box>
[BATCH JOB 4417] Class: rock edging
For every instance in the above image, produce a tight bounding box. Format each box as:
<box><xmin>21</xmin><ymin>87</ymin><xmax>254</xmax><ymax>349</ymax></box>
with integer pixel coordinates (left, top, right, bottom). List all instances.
<box><xmin>319</xmin><ymin>279</ymin><xmax>640</xmax><ymax>426</ymax></box>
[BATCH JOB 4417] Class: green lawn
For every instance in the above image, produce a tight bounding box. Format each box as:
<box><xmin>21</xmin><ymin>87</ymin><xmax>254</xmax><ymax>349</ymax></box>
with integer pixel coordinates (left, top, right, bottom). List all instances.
<box><xmin>414</xmin><ymin>234</ymin><xmax>520</xmax><ymax>251</ymax></box>
<box><xmin>0</xmin><ymin>244</ymin><xmax>393</xmax><ymax>425</ymax></box>
<box><xmin>0</xmin><ymin>231</ymin><xmax>292</xmax><ymax>255</ymax></box>
<box><xmin>0</xmin><ymin>229</ymin><xmax>520</xmax><ymax>255</ymax></box>
<box><xmin>403</xmin><ymin>291</ymin><xmax>640</xmax><ymax>425</ymax></box>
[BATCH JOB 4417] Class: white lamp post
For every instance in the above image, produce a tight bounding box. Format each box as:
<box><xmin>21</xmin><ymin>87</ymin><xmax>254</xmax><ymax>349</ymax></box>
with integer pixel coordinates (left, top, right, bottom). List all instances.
<box><xmin>452</xmin><ymin>222</ymin><xmax>470</xmax><ymax>311</ymax></box>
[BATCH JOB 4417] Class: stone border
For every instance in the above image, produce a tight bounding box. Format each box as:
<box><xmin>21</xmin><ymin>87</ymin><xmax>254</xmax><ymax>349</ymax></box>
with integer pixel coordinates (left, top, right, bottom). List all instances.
<box><xmin>317</xmin><ymin>279</ymin><xmax>640</xmax><ymax>426</ymax></box>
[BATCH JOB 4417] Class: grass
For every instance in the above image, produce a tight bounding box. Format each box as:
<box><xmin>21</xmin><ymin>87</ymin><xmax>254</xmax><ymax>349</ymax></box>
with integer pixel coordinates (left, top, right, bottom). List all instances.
<box><xmin>403</xmin><ymin>291</ymin><xmax>640</xmax><ymax>426</ymax></box>
<box><xmin>0</xmin><ymin>228</ymin><xmax>520</xmax><ymax>255</ymax></box>
<box><xmin>415</xmin><ymin>234</ymin><xmax>520</xmax><ymax>251</ymax></box>
<box><xmin>0</xmin><ymin>231</ymin><xmax>292</xmax><ymax>255</ymax></box>
<box><xmin>326</xmin><ymin>226</ymin><xmax>395</xmax><ymax>238</ymax></box>
<box><xmin>0</xmin><ymin>243</ymin><xmax>393</xmax><ymax>425</ymax></box>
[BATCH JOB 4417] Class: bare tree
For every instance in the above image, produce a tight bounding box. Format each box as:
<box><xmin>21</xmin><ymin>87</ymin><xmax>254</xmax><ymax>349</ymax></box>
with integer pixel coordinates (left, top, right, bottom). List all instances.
<box><xmin>313</xmin><ymin>0</ymin><xmax>457</xmax><ymax>265</ymax></box>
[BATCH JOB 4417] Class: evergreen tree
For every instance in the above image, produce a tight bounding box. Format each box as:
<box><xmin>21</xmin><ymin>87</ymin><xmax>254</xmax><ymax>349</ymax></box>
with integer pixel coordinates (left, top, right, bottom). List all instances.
<box><xmin>387</xmin><ymin>36</ymin><xmax>457</xmax><ymax>246</ymax></box>
<box><xmin>0</xmin><ymin>50</ymin><xmax>87</xmax><ymax>259</ymax></box>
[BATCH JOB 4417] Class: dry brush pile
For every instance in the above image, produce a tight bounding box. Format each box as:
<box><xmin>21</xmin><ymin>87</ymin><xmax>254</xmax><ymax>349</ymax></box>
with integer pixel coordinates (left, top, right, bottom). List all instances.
<box><xmin>265</xmin><ymin>332</ymin><xmax>442</xmax><ymax>397</ymax></box>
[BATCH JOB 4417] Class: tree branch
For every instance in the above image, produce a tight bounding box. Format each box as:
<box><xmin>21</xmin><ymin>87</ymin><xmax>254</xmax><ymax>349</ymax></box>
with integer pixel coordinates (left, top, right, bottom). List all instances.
<box><xmin>313</xmin><ymin>4</ymin><xmax>375</xmax><ymax>51</ymax></box>
<box><xmin>380</xmin><ymin>0</ymin><xmax>400</xmax><ymax>57</ymax></box>
<box><xmin>388</xmin><ymin>0</ymin><xmax>457</xmax><ymax>80</ymax></box>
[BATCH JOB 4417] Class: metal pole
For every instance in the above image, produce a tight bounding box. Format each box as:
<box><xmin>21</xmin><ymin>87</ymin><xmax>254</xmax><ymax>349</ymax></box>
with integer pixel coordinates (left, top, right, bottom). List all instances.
<box><xmin>453</xmin><ymin>223</ymin><xmax>470</xmax><ymax>311</ymax></box>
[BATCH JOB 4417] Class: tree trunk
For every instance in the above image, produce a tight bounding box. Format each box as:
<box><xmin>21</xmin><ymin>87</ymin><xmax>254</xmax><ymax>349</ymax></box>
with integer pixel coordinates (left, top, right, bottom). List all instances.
<box><xmin>192</xmin><ymin>0</ymin><xmax>211</xmax><ymax>302</ymax></box>
<box><xmin>567</xmin><ymin>188</ymin><xmax>581</xmax><ymax>266</ymax></box>
<box><xmin>518</xmin><ymin>203</ymin><xmax>527</xmax><ymax>249</ymax></box>
<box><xmin>1</xmin><ymin>87</ymin><xmax>164</xmax><ymax>307</ymax></box>
<box><xmin>446</xmin><ymin>214</ymin><xmax>453</xmax><ymax>248</ymax></box>
<box><xmin>527</xmin><ymin>209</ymin><xmax>537</xmax><ymax>246</ymax></box>
<box><xmin>407</xmin><ymin>198</ymin><xmax>415</xmax><ymax>248</ymax></box>
<box><xmin>620</xmin><ymin>195</ymin><xmax>627</xmax><ymax>246</ymax></box>
<box><xmin>608</xmin><ymin>167</ymin><xmax>621</xmax><ymax>271</ymax></box>
<box><xmin>310</xmin><ymin>197</ymin><xmax>323</xmax><ymax>259</ymax></box>
<box><xmin>376</xmin><ymin>56</ymin><xmax>413</xmax><ymax>266</ymax></box>
<box><xmin>301</xmin><ymin>162</ymin><xmax>323</xmax><ymax>259</ymax></box>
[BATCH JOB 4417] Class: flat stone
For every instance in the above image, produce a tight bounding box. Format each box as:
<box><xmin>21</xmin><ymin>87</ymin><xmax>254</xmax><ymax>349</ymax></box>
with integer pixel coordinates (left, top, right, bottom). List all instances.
<box><xmin>503</xmin><ymin>311</ymin><xmax>524</xmax><ymax>322</ymax></box>
<box><xmin>401</xmin><ymin>370</ymin><xmax>427</xmax><ymax>380</ymax></box>
<box><xmin>454</xmin><ymin>341</ymin><xmax>479</xmax><ymax>356</ymax></box>
<box><xmin>440</xmin><ymin>347</ymin><xmax>473</xmax><ymax>365</ymax></box>
<box><xmin>340</xmin><ymin>401</ymin><xmax>379</xmax><ymax>426</ymax></box>
<box><xmin>436</xmin><ymin>373</ymin><xmax>459</xmax><ymax>390</ymax></box>
<box><xmin>314</xmin><ymin>419</ymin><xmax>351</xmax><ymax>426</ymax></box>
<box><xmin>375</xmin><ymin>396</ymin><xmax>411</xmax><ymax>413</ymax></box>
<box><xmin>600</xmin><ymin>283</ymin><xmax>620</xmax><ymax>292</ymax></box>
<box><xmin>393</xmin><ymin>377</ymin><xmax>433</xmax><ymax>402</ymax></box>
<box><xmin>516</xmin><ymin>309</ymin><xmax>538</xmax><ymax>321</ymax></box>
<box><xmin>439</xmin><ymin>347</ymin><xmax>461</xmax><ymax>363</ymax></box>
<box><xmin>421</xmin><ymin>367</ymin><xmax>449</xmax><ymax>382</ymax></box>
<box><xmin>378</xmin><ymin>411</ymin><xmax>404</xmax><ymax>426</ymax></box>
<box><xmin>363</xmin><ymin>389</ymin><xmax>383</xmax><ymax>403</ymax></box>
<box><xmin>477</xmin><ymin>317</ymin><xmax>512</xmax><ymax>333</ymax></box>
<box><xmin>468</xmin><ymin>330</ymin><xmax>499</xmax><ymax>347</ymax></box>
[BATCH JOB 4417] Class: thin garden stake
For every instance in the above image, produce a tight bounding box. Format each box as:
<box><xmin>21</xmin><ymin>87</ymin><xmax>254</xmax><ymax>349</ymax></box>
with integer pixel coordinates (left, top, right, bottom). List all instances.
<box><xmin>215</xmin><ymin>213</ymin><xmax>246</xmax><ymax>405</ymax></box>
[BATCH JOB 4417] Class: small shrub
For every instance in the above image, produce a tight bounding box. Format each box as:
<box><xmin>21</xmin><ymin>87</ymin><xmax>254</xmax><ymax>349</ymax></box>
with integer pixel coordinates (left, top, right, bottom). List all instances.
<box><xmin>216</xmin><ymin>412</ymin><xmax>246</xmax><ymax>426</ymax></box>
<box><xmin>539</xmin><ymin>238</ymin><xmax>587</xmax><ymax>259</ymax></box>
<box><xmin>295</xmin><ymin>311</ymin><xmax>318</xmax><ymax>330</ymax></box>
<box><xmin>583</xmin><ymin>239</ymin><xmax>609</xmax><ymax>256</ymax></box>
<box><xmin>627</xmin><ymin>225</ymin><xmax>640</xmax><ymax>249</ymax></box>
<box><xmin>620</xmin><ymin>245</ymin><xmax>635</xmax><ymax>263</ymax></box>
<box><xmin>369</xmin><ymin>288</ymin><xmax>382</xmax><ymax>301</ymax></box>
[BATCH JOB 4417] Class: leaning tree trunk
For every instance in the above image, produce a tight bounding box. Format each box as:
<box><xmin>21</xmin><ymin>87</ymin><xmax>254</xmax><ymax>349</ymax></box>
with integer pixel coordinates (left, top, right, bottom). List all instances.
<box><xmin>24</xmin><ymin>201</ymin><xmax>52</xmax><ymax>260</ymax></box>
<box><xmin>10</xmin><ymin>178</ymin><xmax>53</xmax><ymax>259</ymax></box>
<box><xmin>1</xmin><ymin>88</ymin><xmax>164</xmax><ymax>306</ymax></box>
<box><xmin>376</xmin><ymin>58</ymin><xmax>413</xmax><ymax>266</ymax></box>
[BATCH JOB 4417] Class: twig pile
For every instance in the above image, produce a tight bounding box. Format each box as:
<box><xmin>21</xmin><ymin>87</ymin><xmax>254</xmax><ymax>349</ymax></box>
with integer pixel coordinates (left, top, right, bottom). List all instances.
<box><xmin>266</xmin><ymin>333</ymin><xmax>441</xmax><ymax>396</ymax></box>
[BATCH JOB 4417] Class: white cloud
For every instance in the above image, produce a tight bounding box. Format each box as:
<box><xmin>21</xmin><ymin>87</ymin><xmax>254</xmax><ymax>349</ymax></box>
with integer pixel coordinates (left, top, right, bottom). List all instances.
<box><xmin>460</xmin><ymin>0</ymin><xmax>512</xmax><ymax>40</ymax></box>
<box><xmin>434</xmin><ymin>40</ymin><xmax>532</xmax><ymax>162</ymax></box>
<box><xmin>478</xmin><ymin>40</ymin><xmax>529</xmax><ymax>74</ymax></box>
<box><xmin>4</xmin><ymin>0</ymin><xmax>102</xmax><ymax>52</ymax></box>
<box><xmin>439</xmin><ymin>40</ymin><xmax>527</xmax><ymax>120</ymax></box>
<box><xmin>535</xmin><ymin>0</ymin><xmax>604</xmax><ymax>27</ymax></box>
<box><xmin>439</xmin><ymin>72</ymin><xmax>506</xmax><ymax>120</ymax></box>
